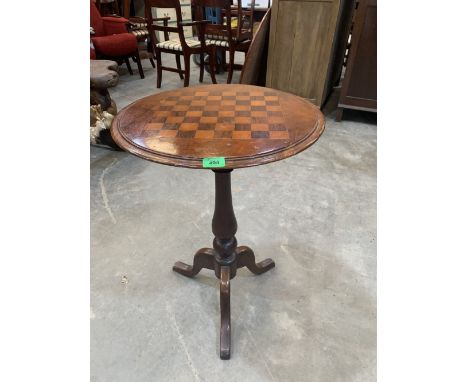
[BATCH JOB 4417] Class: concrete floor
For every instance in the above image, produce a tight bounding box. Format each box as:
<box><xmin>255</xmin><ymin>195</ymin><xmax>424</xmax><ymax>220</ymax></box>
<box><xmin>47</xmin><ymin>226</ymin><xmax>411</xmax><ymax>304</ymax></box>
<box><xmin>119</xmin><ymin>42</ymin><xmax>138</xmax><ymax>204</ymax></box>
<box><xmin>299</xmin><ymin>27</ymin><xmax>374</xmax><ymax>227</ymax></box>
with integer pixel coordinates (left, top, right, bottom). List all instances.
<box><xmin>91</xmin><ymin>55</ymin><xmax>377</xmax><ymax>381</ymax></box>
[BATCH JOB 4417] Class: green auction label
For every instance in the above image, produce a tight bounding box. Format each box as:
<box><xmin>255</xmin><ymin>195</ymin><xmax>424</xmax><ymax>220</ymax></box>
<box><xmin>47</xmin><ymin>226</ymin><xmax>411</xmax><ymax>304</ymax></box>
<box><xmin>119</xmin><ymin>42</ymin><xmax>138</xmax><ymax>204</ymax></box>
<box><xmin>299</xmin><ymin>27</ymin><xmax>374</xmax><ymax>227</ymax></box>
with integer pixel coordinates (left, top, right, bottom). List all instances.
<box><xmin>202</xmin><ymin>157</ymin><xmax>226</xmax><ymax>168</ymax></box>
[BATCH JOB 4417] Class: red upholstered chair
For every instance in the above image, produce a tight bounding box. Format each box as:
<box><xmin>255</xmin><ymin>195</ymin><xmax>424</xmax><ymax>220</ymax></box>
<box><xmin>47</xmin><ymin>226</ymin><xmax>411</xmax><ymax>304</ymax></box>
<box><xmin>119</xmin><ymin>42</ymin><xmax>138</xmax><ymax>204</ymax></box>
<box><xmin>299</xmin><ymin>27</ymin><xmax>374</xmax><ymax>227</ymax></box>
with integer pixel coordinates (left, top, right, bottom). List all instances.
<box><xmin>90</xmin><ymin>0</ymin><xmax>144</xmax><ymax>78</ymax></box>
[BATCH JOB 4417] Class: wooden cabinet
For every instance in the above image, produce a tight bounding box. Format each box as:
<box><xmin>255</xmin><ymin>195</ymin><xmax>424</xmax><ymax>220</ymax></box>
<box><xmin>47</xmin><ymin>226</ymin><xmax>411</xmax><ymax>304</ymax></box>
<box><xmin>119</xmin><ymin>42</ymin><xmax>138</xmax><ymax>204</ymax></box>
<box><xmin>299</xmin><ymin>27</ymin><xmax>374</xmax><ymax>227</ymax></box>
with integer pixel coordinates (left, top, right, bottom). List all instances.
<box><xmin>336</xmin><ymin>0</ymin><xmax>377</xmax><ymax>120</ymax></box>
<box><xmin>266</xmin><ymin>0</ymin><xmax>354</xmax><ymax>107</ymax></box>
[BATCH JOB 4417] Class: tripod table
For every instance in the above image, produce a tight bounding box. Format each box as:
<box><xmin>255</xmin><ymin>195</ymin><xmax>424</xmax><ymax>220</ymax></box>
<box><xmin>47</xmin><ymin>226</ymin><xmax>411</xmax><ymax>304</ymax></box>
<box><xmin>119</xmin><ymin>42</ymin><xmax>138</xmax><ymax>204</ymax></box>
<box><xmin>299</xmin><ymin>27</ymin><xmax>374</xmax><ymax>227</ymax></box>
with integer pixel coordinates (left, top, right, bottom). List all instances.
<box><xmin>111</xmin><ymin>84</ymin><xmax>325</xmax><ymax>359</ymax></box>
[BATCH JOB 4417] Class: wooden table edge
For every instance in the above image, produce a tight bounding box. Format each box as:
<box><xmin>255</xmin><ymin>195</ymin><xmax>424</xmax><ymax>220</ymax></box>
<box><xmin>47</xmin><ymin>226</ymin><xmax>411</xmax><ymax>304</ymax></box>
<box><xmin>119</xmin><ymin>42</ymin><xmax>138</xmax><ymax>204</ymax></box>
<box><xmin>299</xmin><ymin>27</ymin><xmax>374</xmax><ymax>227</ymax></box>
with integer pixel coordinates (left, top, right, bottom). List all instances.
<box><xmin>111</xmin><ymin>114</ymin><xmax>325</xmax><ymax>169</ymax></box>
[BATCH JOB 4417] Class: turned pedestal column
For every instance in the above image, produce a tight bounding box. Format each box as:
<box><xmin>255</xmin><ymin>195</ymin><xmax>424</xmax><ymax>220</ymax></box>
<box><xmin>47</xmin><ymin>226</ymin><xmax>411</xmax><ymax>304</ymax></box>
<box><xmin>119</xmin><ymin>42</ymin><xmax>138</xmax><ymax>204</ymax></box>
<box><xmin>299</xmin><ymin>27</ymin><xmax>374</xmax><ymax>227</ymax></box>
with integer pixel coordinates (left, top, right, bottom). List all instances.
<box><xmin>173</xmin><ymin>170</ymin><xmax>274</xmax><ymax>359</ymax></box>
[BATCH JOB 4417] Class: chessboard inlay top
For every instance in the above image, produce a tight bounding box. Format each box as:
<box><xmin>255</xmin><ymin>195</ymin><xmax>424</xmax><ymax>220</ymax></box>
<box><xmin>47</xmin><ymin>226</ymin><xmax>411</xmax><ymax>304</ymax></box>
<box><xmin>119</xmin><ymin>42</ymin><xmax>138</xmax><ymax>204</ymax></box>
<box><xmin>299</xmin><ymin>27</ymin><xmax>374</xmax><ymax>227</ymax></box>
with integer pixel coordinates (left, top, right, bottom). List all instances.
<box><xmin>111</xmin><ymin>84</ymin><xmax>325</xmax><ymax>169</ymax></box>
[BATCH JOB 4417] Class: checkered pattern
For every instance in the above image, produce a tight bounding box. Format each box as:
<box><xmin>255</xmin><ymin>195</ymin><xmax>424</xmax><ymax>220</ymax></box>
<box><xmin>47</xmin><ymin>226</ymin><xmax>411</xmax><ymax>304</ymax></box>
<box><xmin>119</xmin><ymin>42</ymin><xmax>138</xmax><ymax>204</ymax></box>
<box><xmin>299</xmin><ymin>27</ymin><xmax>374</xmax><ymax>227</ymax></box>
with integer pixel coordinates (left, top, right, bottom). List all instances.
<box><xmin>141</xmin><ymin>89</ymin><xmax>290</xmax><ymax>140</ymax></box>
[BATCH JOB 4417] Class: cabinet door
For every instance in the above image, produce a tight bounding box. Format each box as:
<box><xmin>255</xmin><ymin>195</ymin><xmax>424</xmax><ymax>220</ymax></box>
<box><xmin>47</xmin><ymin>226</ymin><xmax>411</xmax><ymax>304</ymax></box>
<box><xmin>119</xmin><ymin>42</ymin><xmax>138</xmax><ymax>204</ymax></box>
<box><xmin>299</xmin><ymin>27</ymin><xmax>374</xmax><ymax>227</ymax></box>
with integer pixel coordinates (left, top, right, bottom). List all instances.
<box><xmin>338</xmin><ymin>0</ymin><xmax>377</xmax><ymax>111</ymax></box>
<box><xmin>266</xmin><ymin>0</ymin><xmax>342</xmax><ymax>105</ymax></box>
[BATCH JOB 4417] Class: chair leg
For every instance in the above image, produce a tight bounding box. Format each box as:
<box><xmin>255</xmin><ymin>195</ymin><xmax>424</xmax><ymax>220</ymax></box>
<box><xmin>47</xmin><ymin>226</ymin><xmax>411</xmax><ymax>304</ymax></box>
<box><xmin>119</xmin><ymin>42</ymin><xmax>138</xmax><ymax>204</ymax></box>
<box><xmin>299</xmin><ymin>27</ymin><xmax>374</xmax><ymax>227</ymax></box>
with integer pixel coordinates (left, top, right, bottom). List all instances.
<box><xmin>124</xmin><ymin>58</ymin><xmax>133</xmax><ymax>75</ymax></box>
<box><xmin>176</xmin><ymin>55</ymin><xmax>184</xmax><ymax>79</ymax></box>
<box><xmin>208</xmin><ymin>47</ymin><xmax>217</xmax><ymax>85</ymax></box>
<box><xmin>183</xmin><ymin>54</ymin><xmax>191</xmax><ymax>87</ymax></box>
<box><xmin>199</xmin><ymin>53</ymin><xmax>204</xmax><ymax>82</ymax></box>
<box><xmin>147</xmin><ymin>41</ymin><xmax>156</xmax><ymax>68</ymax></box>
<box><xmin>220</xmin><ymin>49</ymin><xmax>226</xmax><ymax>74</ymax></box>
<box><xmin>135</xmin><ymin>52</ymin><xmax>144</xmax><ymax>79</ymax></box>
<box><xmin>155</xmin><ymin>50</ymin><xmax>162</xmax><ymax>88</ymax></box>
<box><xmin>227</xmin><ymin>48</ymin><xmax>235</xmax><ymax>84</ymax></box>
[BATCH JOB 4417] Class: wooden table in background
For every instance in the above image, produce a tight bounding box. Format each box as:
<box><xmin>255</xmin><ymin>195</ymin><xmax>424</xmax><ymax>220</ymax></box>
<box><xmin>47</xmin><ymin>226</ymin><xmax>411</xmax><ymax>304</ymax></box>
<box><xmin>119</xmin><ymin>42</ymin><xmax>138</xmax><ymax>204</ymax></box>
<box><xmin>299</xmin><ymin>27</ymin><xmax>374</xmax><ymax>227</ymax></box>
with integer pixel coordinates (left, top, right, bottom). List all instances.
<box><xmin>111</xmin><ymin>84</ymin><xmax>325</xmax><ymax>359</ymax></box>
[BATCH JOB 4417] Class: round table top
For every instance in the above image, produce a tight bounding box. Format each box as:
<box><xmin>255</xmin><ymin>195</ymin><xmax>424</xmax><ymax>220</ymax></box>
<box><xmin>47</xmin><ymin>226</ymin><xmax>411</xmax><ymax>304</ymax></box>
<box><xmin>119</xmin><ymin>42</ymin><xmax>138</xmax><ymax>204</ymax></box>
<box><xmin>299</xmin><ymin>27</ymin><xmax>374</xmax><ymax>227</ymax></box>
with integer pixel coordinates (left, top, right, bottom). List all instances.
<box><xmin>111</xmin><ymin>84</ymin><xmax>325</xmax><ymax>169</ymax></box>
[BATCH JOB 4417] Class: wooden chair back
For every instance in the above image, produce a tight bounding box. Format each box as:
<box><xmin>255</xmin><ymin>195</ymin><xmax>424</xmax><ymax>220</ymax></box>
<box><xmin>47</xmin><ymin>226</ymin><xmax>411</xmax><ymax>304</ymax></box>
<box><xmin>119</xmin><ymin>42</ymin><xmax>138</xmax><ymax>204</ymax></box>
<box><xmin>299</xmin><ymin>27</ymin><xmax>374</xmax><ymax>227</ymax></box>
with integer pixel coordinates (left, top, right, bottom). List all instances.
<box><xmin>95</xmin><ymin>0</ymin><xmax>120</xmax><ymax>16</ymax></box>
<box><xmin>192</xmin><ymin>0</ymin><xmax>253</xmax><ymax>43</ymax></box>
<box><xmin>144</xmin><ymin>0</ymin><xmax>185</xmax><ymax>44</ymax></box>
<box><xmin>236</xmin><ymin>0</ymin><xmax>256</xmax><ymax>41</ymax></box>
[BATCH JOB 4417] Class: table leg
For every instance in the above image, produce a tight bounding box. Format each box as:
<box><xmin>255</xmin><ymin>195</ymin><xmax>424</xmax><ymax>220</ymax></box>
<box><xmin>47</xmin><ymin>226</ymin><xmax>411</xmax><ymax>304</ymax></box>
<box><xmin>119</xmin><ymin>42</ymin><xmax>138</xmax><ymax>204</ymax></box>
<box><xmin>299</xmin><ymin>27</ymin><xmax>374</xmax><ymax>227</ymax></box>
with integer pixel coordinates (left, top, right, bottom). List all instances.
<box><xmin>172</xmin><ymin>169</ymin><xmax>275</xmax><ymax>359</ymax></box>
<box><xmin>173</xmin><ymin>248</ymin><xmax>215</xmax><ymax>277</ymax></box>
<box><xmin>219</xmin><ymin>266</ymin><xmax>231</xmax><ymax>360</ymax></box>
<box><xmin>235</xmin><ymin>246</ymin><xmax>275</xmax><ymax>274</ymax></box>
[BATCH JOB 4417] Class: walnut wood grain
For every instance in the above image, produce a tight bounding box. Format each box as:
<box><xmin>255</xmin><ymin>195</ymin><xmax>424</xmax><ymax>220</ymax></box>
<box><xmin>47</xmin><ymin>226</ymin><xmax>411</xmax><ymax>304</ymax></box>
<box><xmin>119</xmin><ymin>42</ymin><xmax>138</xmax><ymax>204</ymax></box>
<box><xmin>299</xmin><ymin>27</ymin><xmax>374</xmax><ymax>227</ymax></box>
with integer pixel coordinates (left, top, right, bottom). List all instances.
<box><xmin>111</xmin><ymin>84</ymin><xmax>325</xmax><ymax>169</ymax></box>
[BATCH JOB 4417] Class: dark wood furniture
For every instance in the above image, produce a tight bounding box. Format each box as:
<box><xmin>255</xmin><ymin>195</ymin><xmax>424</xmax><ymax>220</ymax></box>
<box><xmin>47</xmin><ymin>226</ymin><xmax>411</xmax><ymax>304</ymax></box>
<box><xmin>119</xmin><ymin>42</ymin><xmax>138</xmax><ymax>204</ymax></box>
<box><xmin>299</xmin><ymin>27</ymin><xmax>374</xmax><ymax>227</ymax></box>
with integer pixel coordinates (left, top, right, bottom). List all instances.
<box><xmin>96</xmin><ymin>0</ymin><xmax>120</xmax><ymax>15</ymax></box>
<box><xmin>193</xmin><ymin>0</ymin><xmax>255</xmax><ymax>84</ymax></box>
<box><xmin>336</xmin><ymin>0</ymin><xmax>376</xmax><ymax>121</ymax></box>
<box><xmin>126</xmin><ymin>15</ymin><xmax>156</xmax><ymax>69</ymax></box>
<box><xmin>145</xmin><ymin>0</ymin><xmax>217</xmax><ymax>87</ymax></box>
<box><xmin>239</xmin><ymin>8</ymin><xmax>271</xmax><ymax>86</ymax></box>
<box><xmin>122</xmin><ymin>0</ymin><xmax>132</xmax><ymax>17</ymax></box>
<box><xmin>266</xmin><ymin>0</ymin><xmax>355</xmax><ymax>107</ymax></box>
<box><xmin>109</xmin><ymin>0</ymin><xmax>142</xmax><ymax>18</ymax></box>
<box><xmin>111</xmin><ymin>84</ymin><xmax>325</xmax><ymax>359</ymax></box>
